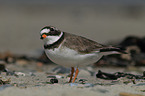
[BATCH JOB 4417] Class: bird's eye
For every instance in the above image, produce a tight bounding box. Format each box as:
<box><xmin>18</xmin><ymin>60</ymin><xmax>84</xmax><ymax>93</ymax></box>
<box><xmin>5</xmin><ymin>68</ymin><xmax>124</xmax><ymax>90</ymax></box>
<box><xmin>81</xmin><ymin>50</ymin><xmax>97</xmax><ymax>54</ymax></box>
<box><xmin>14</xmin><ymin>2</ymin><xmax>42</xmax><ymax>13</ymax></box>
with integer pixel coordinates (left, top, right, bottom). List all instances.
<box><xmin>50</xmin><ymin>28</ymin><xmax>54</xmax><ymax>31</ymax></box>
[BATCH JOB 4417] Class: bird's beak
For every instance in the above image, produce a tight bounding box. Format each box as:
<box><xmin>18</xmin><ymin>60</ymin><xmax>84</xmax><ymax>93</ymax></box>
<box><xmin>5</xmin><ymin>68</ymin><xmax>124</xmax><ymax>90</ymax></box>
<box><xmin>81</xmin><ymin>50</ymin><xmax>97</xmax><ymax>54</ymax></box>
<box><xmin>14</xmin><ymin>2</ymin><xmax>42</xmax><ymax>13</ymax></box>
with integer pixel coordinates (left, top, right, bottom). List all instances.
<box><xmin>40</xmin><ymin>34</ymin><xmax>47</xmax><ymax>39</ymax></box>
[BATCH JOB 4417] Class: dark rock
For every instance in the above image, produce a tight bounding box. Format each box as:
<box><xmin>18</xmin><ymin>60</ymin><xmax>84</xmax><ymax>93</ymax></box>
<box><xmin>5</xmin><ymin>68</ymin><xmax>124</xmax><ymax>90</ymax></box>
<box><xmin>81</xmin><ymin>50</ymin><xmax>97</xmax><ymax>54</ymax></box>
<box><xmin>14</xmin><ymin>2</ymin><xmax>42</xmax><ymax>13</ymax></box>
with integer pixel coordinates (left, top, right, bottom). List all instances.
<box><xmin>0</xmin><ymin>63</ymin><xmax>6</xmax><ymax>72</ymax></box>
<box><xmin>96</xmin><ymin>70</ymin><xmax>118</xmax><ymax>80</ymax></box>
<box><xmin>96</xmin><ymin>70</ymin><xmax>145</xmax><ymax>80</ymax></box>
<box><xmin>50</xmin><ymin>78</ymin><xmax>58</xmax><ymax>84</ymax></box>
<box><xmin>143</xmin><ymin>71</ymin><xmax>145</xmax><ymax>77</ymax></box>
<box><xmin>79</xmin><ymin>79</ymin><xmax>87</xmax><ymax>84</ymax></box>
<box><xmin>119</xmin><ymin>36</ymin><xmax>141</xmax><ymax>47</ymax></box>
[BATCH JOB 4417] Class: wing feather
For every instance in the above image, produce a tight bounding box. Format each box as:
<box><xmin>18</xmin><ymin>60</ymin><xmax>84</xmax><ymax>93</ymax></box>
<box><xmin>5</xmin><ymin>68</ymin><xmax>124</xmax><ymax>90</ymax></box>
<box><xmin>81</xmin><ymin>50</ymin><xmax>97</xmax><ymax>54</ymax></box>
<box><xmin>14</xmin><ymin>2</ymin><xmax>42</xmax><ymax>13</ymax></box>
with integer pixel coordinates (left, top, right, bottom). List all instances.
<box><xmin>62</xmin><ymin>32</ymin><xmax>106</xmax><ymax>53</ymax></box>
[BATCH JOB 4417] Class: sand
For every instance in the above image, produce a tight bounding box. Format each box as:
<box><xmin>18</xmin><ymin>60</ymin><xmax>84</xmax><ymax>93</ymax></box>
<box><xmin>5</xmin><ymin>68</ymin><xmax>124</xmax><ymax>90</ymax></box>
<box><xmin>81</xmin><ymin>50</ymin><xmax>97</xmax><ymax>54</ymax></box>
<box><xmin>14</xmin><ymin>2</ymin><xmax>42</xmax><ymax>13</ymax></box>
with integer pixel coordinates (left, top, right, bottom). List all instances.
<box><xmin>0</xmin><ymin>63</ymin><xmax>144</xmax><ymax>96</ymax></box>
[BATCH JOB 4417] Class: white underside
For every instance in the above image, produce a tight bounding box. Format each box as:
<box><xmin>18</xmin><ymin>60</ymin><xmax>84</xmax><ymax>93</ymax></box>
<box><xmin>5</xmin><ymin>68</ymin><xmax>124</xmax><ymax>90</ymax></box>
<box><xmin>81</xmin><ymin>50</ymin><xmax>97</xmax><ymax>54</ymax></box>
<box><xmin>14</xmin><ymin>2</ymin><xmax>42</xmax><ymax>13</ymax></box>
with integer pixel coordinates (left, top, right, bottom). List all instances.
<box><xmin>45</xmin><ymin>46</ymin><xmax>104</xmax><ymax>67</ymax></box>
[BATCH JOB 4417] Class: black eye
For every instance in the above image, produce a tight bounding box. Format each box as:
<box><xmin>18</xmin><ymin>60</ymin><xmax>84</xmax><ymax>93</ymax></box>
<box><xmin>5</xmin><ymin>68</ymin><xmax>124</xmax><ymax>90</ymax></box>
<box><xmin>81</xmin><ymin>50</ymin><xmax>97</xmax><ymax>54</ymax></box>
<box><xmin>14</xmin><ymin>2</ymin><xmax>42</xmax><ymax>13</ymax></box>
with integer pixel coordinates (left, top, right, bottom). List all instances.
<box><xmin>50</xmin><ymin>28</ymin><xmax>54</xmax><ymax>31</ymax></box>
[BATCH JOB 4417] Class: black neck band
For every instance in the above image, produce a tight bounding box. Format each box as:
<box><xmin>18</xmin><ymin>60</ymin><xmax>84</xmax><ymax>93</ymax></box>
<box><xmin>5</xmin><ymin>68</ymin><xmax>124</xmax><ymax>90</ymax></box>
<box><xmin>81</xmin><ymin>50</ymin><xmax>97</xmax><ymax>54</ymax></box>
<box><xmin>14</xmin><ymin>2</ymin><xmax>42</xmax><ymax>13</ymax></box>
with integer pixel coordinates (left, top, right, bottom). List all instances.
<box><xmin>44</xmin><ymin>32</ymin><xmax>64</xmax><ymax>49</ymax></box>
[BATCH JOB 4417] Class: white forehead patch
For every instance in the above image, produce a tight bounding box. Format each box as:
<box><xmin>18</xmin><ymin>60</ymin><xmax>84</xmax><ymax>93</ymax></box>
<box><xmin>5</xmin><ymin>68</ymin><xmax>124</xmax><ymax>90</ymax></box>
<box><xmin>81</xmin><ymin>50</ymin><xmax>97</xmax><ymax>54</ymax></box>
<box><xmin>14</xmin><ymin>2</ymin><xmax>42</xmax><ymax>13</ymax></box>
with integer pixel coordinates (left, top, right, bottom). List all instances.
<box><xmin>40</xmin><ymin>29</ymin><xmax>50</xmax><ymax>34</ymax></box>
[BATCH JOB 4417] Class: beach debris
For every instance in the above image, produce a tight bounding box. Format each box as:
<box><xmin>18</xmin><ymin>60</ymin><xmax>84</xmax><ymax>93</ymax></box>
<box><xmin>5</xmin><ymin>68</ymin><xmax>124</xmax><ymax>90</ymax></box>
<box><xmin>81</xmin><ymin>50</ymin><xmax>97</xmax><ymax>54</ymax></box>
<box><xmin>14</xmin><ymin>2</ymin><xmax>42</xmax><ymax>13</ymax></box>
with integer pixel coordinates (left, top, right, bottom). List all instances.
<box><xmin>96</xmin><ymin>70</ymin><xmax>145</xmax><ymax>80</ymax></box>
<box><xmin>119</xmin><ymin>92</ymin><xmax>144</xmax><ymax>96</ymax></box>
<box><xmin>50</xmin><ymin>78</ymin><xmax>58</xmax><ymax>84</ymax></box>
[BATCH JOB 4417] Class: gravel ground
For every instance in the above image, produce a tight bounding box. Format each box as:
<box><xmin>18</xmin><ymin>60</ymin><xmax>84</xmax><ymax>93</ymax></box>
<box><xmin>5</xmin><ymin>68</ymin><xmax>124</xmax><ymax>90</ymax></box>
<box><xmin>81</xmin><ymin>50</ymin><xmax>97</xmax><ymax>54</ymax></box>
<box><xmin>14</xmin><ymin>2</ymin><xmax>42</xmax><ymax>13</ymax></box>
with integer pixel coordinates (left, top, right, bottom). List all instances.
<box><xmin>0</xmin><ymin>62</ymin><xmax>144</xmax><ymax>96</ymax></box>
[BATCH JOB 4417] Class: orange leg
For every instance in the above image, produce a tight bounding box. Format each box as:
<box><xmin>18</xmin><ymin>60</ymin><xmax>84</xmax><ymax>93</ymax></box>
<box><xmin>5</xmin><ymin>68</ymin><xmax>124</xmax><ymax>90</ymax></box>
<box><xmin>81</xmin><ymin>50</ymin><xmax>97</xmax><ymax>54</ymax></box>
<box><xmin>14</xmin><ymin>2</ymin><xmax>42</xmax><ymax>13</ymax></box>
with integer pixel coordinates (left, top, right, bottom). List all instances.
<box><xmin>72</xmin><ymin>68</ymin><xmax>79</xmax><ymax>83</ymax></box>
<box><xmin>68</xmin><ymin>67</ymin><xmax>74</xmax><ymax>83</ymax></box>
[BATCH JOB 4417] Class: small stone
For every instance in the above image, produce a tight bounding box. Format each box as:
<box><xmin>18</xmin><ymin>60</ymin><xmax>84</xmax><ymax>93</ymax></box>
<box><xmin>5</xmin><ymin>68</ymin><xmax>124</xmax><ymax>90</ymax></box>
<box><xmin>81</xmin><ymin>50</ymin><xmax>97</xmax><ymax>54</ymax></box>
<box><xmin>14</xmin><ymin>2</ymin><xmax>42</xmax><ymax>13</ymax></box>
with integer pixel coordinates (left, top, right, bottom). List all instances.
<box><xmin>0</xmin><ymin>61</ymin><xmax>6</xmax><ymax>72</ymax></box>
<box><xmin>50</xmin><ymin>78</ymin><xmax>58</xmax><ymax>84</ymax></box>
<box><xmin>29</xmin><ymin>72</ymin><xmax>36</xmax><ymax>76</ymax></box>
<box><xmin>79</xmin><ymin>79</ymin><xmax>87</xmax><ymax>84</ymax></box>
<box><xmin>6</xmin><ymin>71</ymin><xmax>15</xmax><ymax>76</ymax></box>
<box><xmin>143</xmin><ymin>71</ymin><xmax>145</xmax><ymax>77</ymax></box>
<box><xmin>14</xmin><ymin>72</ymin><xmax>25</xmax><ymax>76</ymax></box>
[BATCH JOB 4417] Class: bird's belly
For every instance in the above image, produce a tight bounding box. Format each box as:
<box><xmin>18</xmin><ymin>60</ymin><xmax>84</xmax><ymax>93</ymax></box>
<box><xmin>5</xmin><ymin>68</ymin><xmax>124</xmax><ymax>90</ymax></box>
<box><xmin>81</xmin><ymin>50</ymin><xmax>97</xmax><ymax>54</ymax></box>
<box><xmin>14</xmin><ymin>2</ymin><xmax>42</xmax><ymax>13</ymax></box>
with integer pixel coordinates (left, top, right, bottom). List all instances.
<box><xmin>45</xmin><ymin>47</ymin><xmax>102</xmax><ymax>67</ymax></box>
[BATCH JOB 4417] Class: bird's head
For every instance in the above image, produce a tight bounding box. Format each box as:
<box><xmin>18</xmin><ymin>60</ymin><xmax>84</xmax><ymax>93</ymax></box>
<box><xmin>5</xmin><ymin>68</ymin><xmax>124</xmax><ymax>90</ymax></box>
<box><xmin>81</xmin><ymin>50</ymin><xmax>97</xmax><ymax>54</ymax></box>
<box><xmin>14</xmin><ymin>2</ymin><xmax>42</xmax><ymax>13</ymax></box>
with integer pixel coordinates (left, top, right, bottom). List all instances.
<box><xmin>40</xmin><ymin>26</ymin><xmax>63</xmax><ymax>45</ymax></box>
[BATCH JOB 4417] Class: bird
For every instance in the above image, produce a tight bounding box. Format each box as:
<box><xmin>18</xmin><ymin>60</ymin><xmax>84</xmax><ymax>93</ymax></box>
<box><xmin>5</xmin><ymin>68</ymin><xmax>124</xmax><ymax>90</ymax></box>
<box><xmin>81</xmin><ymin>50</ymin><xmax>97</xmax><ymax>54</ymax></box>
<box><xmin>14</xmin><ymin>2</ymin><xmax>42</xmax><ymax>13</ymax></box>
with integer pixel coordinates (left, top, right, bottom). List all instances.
<box><xmin>40</xmin><ymin>25</ymin><xmax>126</xmax><ymax>83</ymax></box>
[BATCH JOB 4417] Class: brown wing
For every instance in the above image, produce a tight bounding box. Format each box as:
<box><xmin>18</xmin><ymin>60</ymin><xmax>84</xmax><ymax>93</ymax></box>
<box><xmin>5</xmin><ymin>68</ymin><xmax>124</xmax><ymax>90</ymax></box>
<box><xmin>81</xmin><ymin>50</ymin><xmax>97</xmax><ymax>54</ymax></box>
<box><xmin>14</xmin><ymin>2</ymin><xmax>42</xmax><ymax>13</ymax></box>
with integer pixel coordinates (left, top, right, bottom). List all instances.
<box><xmin>62</xmin><ymin>32</ymin><xmax>106</xmax><ymax>53</ymax></box>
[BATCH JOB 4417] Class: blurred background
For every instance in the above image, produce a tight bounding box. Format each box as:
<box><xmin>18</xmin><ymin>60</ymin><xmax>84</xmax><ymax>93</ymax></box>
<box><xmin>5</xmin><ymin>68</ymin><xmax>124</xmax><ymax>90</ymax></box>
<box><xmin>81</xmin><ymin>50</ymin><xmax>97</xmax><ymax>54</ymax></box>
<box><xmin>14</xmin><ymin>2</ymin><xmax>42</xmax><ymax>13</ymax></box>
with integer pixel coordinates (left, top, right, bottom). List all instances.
<box><xmin>0</xmin><ymin>0</ymin><xmax>145</xmax><ymax>56</ymax></box>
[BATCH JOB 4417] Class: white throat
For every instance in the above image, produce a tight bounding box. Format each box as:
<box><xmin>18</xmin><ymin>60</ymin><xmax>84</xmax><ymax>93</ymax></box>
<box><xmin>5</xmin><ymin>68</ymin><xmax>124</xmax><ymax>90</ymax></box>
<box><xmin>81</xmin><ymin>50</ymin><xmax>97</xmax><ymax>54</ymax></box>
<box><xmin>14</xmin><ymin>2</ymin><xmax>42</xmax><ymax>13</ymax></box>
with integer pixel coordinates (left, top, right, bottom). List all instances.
<box><xmin>44</xmin><ymin>32</ymin><xmax>63</xmax><ymax>45</ymax></box>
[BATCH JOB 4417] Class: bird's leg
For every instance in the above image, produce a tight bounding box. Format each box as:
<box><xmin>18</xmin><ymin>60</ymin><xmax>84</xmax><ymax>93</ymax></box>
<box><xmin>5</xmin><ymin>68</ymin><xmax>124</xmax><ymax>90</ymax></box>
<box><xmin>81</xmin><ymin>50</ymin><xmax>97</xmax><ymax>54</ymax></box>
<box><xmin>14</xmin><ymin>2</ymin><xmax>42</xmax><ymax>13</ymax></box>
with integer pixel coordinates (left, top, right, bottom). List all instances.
<box><xmin>68</xmin><ymin>67</ymin><xmax>74</xmax><ymax>83</ymax></box>
<box><xmin>72</xmin><ymin>67</ymin><xmax>79</xmax><ymax>83</ymax></box>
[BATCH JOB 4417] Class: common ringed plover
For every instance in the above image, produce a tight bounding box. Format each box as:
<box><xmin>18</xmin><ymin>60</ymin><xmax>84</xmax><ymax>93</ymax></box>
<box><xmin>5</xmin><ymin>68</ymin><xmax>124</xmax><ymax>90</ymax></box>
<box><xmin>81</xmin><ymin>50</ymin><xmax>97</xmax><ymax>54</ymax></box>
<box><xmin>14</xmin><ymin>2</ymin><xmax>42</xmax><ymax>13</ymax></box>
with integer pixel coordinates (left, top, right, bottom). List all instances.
<box><xmin>40</xmin><ymin>26</ymin><xmax>126</xmax><ymax>83</ymax></box>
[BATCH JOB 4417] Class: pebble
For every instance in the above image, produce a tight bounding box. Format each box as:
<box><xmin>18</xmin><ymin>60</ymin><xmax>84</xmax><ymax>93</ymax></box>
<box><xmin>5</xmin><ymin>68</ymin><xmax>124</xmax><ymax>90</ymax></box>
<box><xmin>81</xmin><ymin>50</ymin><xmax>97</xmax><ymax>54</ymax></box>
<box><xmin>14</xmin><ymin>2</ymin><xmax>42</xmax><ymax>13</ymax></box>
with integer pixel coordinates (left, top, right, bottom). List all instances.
<box><xmin>29</xmin><ymin>72</ymin><xmax>36</xmax><ymax>76</ymax></box>
<box><xmin>50</xmin><ymin>78</ymin><xmax>58</xmax><ymax>84</ymax></box>
<box><xmin>143</xmin><ymin>71</ymin><xmax>145</xmax><ymax>77</ymax></box>
<box><xmin>14</xmin><ymin>72</ymin><xmax>25</xmax><ymax>76</ymax></box>
<box><xmin>79</xmin><ymin>79</ymin><xmax>88</xmax><ymax>84</ymax></box>
<box><xmin>0</xmin><ymin>61</ymin><xmax>6</xmax><ymax>71</ymax></box>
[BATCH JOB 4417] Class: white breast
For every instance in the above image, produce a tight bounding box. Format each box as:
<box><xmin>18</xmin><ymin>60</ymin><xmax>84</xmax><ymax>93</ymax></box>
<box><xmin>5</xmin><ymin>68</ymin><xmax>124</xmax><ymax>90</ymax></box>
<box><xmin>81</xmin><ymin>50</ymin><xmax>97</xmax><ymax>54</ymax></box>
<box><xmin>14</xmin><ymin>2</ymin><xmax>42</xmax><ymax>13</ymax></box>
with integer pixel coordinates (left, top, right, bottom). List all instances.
<box><xmin>45</xmin><ymin>46</ymin><xmax>103</xmax><ymax>67</ymax></box>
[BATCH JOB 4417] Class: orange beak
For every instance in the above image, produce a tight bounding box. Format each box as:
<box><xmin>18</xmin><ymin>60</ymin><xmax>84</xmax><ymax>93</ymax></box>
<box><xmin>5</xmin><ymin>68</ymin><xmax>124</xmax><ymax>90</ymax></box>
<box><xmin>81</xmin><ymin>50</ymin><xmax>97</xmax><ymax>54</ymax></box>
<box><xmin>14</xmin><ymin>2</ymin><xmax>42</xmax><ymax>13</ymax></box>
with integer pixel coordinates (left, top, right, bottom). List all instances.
<box><xmin>41</xmin><ymin>34</ymin><xmax>47</xmax><ymax>39</ymax></box>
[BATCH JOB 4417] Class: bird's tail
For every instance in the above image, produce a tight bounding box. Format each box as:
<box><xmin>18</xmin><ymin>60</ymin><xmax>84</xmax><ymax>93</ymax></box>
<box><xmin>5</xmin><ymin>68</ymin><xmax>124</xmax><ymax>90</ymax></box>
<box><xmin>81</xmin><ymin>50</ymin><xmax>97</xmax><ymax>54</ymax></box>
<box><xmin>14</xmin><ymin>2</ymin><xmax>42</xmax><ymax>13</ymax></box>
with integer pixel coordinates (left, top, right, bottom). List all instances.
<box><xmin>100</xmin><ymin>47</ymin><xmax>127</xmax><ymax>55</ymax></box>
